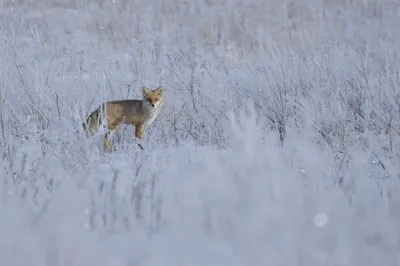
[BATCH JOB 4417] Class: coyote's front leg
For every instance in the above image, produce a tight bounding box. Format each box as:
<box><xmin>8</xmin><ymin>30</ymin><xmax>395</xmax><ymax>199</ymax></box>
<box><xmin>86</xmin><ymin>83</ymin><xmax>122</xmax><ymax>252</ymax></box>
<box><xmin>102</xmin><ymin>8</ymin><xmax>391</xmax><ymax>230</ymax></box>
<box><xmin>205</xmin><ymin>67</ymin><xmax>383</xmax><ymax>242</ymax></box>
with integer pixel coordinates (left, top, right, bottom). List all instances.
<box><xmin>135</xmin><ymin>123</ymin><xmax>145</xmax><ymax>150</ymax></box>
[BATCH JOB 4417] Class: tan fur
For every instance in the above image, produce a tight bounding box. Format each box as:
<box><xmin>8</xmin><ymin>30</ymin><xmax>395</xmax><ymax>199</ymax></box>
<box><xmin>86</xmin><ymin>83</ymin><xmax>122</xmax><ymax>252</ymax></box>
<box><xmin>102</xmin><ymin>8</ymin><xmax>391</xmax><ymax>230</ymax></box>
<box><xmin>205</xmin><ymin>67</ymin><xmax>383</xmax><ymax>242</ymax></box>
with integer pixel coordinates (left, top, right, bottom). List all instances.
<box><xmin>82</xmin><ymin>86</ymin><xmax>163</xmax><ymax>151</ymax></box>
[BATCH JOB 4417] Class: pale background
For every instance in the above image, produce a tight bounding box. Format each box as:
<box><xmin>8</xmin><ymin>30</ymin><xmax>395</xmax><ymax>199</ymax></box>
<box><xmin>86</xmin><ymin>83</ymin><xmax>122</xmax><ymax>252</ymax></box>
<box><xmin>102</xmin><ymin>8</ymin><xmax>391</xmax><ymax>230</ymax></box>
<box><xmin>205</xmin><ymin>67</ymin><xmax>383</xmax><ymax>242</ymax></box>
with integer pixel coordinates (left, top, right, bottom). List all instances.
<box><xmin>0</xmin><ymin>0</ymin><xmax>399</xmax><ymax>265</ymax></box>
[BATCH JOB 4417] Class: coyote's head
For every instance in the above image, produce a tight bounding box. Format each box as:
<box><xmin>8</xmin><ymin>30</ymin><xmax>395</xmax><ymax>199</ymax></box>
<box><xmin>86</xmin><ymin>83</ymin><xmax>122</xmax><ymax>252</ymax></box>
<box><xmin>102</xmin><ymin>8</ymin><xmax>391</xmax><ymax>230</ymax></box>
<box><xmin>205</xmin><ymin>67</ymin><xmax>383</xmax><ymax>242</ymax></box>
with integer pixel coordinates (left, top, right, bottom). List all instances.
<box><xmin>142</xmin><ymin>86</ymin><xmax>163</xmax><ymax>110</ymax></box>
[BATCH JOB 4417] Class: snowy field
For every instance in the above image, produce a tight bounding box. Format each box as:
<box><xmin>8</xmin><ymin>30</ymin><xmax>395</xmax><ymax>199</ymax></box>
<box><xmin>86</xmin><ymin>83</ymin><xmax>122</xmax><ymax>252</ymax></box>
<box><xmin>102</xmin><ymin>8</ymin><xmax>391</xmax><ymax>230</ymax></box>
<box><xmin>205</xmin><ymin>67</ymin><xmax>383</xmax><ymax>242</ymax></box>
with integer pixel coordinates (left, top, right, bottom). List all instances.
<box><xmin>1</xmin><ymin>0</ymin><xmax>400</xmax><ymax>265</ymax></box>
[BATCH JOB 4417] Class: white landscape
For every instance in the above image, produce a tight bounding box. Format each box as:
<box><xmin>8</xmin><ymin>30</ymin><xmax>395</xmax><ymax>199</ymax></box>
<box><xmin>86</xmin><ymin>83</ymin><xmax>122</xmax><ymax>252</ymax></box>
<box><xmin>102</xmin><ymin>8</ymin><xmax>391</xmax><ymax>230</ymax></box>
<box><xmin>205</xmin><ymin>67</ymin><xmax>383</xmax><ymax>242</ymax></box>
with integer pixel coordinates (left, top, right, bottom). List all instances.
<box><xmin>1</xmin><ymin>0</ymin><xmax>400</xmax><ymax>265</ymax></box>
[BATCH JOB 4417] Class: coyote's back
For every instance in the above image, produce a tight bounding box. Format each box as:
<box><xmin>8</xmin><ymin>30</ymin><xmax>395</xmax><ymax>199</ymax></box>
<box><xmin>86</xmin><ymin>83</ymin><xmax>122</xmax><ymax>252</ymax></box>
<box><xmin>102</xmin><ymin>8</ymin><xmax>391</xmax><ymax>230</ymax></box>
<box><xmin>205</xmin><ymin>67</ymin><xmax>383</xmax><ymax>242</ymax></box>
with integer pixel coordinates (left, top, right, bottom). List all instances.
<box><xmin>82</xmin><ymin>86</ymin><xmax>163</xmax><ymax>151</ymax></box>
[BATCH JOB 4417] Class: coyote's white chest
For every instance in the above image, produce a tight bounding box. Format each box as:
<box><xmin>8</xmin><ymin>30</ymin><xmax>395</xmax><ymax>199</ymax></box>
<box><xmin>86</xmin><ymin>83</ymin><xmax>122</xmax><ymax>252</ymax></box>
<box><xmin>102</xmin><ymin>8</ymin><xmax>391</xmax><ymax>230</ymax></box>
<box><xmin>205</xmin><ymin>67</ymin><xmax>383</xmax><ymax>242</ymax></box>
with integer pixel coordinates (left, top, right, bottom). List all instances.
<box><xmin>143</xmin><ymin>104</ymin><xmax>162</xmax><ymax>129</ymax></box>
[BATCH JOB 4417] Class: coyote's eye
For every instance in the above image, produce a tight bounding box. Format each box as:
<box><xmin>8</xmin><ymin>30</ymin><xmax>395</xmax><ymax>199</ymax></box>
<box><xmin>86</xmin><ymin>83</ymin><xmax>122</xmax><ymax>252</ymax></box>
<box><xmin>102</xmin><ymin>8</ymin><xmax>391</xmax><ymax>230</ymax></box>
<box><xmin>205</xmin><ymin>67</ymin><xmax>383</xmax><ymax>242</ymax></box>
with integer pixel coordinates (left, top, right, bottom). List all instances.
<box><xmin>148</xmin><ymin>98</ymin><xmax>157</xmax><ymax>104</ymax></box>
<box><xmin>148</xmin><ymin>97</ymin><xmax>159</xmax><ymax>107</ymax></box>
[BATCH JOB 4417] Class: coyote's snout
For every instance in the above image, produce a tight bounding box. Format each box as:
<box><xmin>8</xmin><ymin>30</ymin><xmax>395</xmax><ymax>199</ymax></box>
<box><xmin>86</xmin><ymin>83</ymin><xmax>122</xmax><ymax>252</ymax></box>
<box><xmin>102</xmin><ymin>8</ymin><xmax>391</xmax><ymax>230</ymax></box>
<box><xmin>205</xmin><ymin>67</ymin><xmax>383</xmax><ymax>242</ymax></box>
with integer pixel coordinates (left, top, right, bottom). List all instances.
<box><xmin>82</xmin><ymin>86</ymin><xmax>163</xmax><ymax>151</ymax></box>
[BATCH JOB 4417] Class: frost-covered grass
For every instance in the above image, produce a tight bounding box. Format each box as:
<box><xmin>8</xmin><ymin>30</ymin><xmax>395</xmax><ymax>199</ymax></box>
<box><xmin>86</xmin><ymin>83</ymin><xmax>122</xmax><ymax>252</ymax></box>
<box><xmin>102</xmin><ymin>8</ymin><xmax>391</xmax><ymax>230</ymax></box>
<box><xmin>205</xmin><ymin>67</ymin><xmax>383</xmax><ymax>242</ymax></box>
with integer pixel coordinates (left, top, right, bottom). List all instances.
<box><xmin>1</xmin><ymin>0</ymin><xmax>400</xmax><ymax>265</ymax></box>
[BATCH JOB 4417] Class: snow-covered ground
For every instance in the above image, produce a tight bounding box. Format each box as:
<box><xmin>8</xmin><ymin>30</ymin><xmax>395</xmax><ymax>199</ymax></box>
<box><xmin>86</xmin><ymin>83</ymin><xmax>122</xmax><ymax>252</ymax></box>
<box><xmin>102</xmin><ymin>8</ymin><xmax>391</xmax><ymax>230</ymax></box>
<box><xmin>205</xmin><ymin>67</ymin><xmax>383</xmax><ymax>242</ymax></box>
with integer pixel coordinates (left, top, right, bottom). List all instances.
<box><xmin>1</xmin><ymin>0</ymin><xmax>400</xmax><ymax>265</ymax></box>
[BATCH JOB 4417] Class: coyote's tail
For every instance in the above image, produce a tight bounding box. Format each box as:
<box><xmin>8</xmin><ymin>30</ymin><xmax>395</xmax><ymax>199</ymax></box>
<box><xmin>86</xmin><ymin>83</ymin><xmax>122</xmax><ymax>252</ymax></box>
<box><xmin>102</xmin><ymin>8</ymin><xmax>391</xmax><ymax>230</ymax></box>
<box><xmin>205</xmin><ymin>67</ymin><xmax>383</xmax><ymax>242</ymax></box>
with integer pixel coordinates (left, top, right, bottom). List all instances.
<box><xmin>82</xmin><ymin>106</ymin><xmax>103</xmax><ymax>136</ymax></box>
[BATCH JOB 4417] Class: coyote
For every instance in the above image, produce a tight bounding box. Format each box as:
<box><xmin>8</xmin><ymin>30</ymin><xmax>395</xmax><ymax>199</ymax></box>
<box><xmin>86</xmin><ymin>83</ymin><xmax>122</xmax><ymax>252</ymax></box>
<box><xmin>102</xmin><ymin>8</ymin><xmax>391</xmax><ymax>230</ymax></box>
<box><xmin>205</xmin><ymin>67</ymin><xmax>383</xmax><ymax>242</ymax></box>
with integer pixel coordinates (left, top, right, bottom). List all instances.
<box><xmin>82</xmin><ymin>86</ymin><xmax>163</xmax><ymax>151</ymax></box>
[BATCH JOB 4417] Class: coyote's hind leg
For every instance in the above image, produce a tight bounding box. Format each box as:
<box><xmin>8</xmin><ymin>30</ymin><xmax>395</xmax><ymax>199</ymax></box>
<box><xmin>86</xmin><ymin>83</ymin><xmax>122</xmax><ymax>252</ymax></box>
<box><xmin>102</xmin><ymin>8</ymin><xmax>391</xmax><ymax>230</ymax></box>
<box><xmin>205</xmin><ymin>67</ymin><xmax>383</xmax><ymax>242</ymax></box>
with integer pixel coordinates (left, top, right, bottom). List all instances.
<box><xmin>103</xmin><ymin>132</ymin><xmax>114</xmax><ymax>152</ymax></box>
<box><xmin>103</xmin><ymin>123</ymin><xmax>120</xmax><ymax>152</ymax></box>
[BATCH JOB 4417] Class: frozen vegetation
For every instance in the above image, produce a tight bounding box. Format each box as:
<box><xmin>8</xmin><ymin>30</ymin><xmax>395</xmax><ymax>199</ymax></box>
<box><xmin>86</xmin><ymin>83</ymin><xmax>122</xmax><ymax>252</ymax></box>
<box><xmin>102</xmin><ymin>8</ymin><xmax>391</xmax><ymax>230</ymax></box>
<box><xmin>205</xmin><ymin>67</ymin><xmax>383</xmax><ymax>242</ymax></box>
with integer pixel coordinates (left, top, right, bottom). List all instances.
<box><xmin>0</xmin><ymin>0</ymin><xmax>400</xmax><ymax>265</ymax></box>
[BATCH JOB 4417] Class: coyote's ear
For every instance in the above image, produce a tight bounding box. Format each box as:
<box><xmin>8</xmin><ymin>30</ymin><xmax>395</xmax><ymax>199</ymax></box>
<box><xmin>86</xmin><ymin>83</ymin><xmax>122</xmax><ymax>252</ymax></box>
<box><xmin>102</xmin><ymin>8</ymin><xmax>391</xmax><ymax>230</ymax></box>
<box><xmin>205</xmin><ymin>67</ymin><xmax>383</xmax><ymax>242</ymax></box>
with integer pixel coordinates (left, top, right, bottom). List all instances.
<box><xmin>142</xmin><ymin>86</ymin><xmax>150</xmax><ymax>96</ymax></box>
<box><xmin>155</xmin><ymin>86</ymin><xmax>163</xmax><ymax>95</ymax></box>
